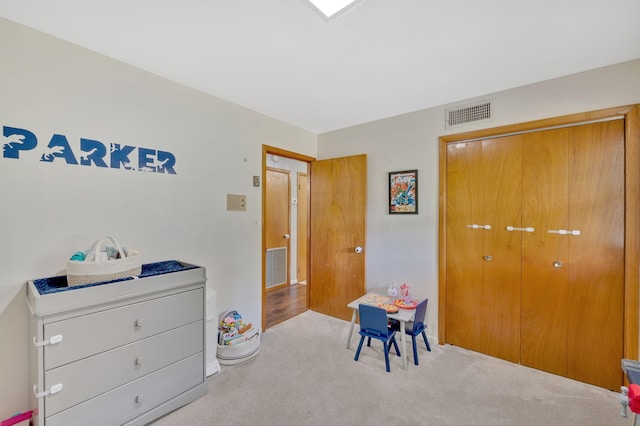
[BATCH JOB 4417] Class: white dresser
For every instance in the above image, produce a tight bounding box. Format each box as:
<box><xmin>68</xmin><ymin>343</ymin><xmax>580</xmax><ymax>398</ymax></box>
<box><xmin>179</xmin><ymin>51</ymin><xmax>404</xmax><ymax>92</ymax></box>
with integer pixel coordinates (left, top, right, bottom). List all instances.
<box><xmin>26</xmin><ymin>261</ymin><xmax>208</xmax><ymax>426</ymax></box>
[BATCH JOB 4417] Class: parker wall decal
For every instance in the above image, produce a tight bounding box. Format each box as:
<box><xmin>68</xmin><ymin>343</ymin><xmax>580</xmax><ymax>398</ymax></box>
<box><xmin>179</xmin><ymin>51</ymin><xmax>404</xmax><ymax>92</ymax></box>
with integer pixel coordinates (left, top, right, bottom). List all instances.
<box><xmin>2</xmin><ymin>124</ymin><xmax>177</xmax><ymax>174</ymax></box>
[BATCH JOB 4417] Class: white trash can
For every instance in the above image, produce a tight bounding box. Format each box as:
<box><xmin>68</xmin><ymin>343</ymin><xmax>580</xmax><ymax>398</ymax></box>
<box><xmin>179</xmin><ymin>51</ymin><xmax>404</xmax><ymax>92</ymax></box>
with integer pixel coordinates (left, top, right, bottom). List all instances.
<box><xmin>205</xmin><ymin>287</ymin><xmax>221</xmax><ymax>376</ymax></box>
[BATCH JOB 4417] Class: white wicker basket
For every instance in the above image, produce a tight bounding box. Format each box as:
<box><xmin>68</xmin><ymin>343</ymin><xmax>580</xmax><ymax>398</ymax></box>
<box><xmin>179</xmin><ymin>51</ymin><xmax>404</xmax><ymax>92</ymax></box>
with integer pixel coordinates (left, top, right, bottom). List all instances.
<box><xmin>66</xmin><ymin>236</ymin><xmax>141</xmax><ymax>286</ymax></box>
<box><xmin>216</xmin><ymin>332</ymin><xmax>261</xmax><ymax>366</ymax></box>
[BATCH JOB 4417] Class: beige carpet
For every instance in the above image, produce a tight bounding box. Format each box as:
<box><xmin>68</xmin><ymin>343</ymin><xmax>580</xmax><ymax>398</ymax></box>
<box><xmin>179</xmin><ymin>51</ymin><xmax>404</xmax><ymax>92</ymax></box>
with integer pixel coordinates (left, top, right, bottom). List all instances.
<box><xmin>152</xmin><ymin>310</ymin><xmax>633</xmax><ymax>426</ymax></box>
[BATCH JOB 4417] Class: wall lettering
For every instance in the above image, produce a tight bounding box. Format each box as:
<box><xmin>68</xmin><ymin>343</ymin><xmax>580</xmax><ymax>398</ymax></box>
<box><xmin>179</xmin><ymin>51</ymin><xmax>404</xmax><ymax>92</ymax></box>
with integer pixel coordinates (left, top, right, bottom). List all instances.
<box><xmin>2</xmin><ymin>124</ymin><xmax>177</xmax><ymax>174</ymax></box>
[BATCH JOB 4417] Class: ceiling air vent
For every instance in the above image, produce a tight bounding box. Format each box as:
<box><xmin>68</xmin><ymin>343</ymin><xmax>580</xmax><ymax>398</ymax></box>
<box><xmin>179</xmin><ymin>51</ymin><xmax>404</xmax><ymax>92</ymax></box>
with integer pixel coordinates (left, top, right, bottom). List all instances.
<box><xmin>446</xmin><ymin>101</ymin><xmax>492</xmax><ymax>128</ymax></box>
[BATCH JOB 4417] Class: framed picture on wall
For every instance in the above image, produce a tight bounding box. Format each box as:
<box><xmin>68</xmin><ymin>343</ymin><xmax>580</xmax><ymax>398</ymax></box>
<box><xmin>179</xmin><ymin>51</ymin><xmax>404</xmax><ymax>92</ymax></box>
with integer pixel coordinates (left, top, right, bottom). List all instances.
<box><xmin>389</xmin><ymin>169</ymin><xmax>418</xmax><ymax>214</ymax></box>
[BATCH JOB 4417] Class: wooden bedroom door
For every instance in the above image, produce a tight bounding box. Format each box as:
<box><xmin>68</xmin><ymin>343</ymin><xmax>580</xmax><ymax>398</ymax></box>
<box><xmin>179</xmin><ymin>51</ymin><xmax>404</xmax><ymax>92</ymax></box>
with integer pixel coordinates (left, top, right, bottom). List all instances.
<box><xmin>265</xmin><ymin>167</ymin><xmax>291</xmax><ymax>289</ymax></box>
<box><xmin>309</xmin><ymin>154</ymin><xmax>366</xmax><ymax>321</ymax></box>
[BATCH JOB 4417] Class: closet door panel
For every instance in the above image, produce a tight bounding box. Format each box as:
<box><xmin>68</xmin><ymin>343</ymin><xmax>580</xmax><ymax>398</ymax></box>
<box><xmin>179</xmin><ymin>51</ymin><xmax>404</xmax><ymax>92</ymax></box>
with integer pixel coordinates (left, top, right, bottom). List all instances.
<box><xmin>445</xmin><ymin>137</ymin><xmax>521</xmax><ymax>363</ymax></box>
<box><xmin>480</xmin><ymin>137</ymin><xmax>522</xmax><ymax>362</ymax></box>
<box><xmin>567</xmin><ymin>120</ymin><xmax>624</xmax><ymax>390</ymax></box>
<box><xmin>445</xmin><ymin>141</ymin><xmax>483</xmax><ymax>349</ymax></box>
<box><xmin>521</xmin><ymin>129</ymin><xmax>569</xmax><ymax>376</ymax></box>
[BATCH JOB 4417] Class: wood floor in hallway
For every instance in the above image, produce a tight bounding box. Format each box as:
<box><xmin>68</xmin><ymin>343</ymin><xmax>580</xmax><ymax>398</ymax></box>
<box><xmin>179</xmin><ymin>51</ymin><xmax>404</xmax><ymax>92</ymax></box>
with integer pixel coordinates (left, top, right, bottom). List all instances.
<box><xmin>265</xmin><ymin>283</ymin><xmax>307</xmax><ymax>329</ymax></box>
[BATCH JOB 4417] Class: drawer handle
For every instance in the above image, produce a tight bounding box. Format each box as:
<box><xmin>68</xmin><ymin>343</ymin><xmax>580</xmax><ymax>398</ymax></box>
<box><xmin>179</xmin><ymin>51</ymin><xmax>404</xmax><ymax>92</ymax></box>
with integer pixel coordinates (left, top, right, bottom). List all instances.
<box><xmin>33</xmin><ymin>383</ymin><xmax>63</xmax><ymax>399</ymax></box>
<box><xmin>135</xmin><ymin>318</ymin><xmax>144</xmax><ymax>328</ymax></box>
<box><xmin>33</xmin><ymin>334</ymin><xmax>63</xmax><ymax>348</ymax></box>
<box><xmin>135</xmin><ymin>394</ymin><xmax>144</xmax><ymax>404</ymax></box>
<box><xmin>135</xmin><ymin>356</ymin><xmax>144</xmax><ymax>366</ymax></box>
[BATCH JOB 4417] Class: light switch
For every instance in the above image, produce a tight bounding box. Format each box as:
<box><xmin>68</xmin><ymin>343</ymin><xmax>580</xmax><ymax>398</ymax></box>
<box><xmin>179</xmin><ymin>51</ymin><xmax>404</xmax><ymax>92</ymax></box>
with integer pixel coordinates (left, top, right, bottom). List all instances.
<box><xmin>227</xmin><ymin>194</ymin><xmax>247</xmax><ymax>211</ymax></box>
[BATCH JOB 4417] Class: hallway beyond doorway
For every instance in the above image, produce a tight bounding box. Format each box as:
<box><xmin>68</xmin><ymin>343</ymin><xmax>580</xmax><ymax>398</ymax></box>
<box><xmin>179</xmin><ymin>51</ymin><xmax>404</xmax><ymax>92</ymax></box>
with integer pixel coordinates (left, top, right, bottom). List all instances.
<box><xmin>265</xmin><ymin>284</ymin><xmax>307</xmax><ymax>328</ymax></box>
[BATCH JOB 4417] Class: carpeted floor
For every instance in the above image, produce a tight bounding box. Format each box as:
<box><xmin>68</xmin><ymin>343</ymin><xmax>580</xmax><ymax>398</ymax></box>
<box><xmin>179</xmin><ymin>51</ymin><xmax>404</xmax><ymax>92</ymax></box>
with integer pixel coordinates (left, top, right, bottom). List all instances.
<box><xmin>151</xmin><ymin>310</ymin><xmax>633</xmax><ymax>426</ymax></box>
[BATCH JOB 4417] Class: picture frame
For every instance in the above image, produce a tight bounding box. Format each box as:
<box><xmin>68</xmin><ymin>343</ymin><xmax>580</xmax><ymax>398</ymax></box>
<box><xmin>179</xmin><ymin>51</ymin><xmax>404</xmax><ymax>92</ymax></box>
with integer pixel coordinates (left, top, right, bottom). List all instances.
<box><xmin>389</xmin><ymin>169</ymin><xmax>418</xmax><ymax>214</ymax></box>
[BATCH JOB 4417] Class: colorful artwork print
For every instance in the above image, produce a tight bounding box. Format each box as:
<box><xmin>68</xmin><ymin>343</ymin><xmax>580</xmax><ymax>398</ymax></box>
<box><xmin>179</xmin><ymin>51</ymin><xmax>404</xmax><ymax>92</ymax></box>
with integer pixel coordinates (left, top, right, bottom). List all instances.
<box><xmin>389</xmin><ymin>170</ymin><xmax>418</xmax><ymax>214</ymax></box>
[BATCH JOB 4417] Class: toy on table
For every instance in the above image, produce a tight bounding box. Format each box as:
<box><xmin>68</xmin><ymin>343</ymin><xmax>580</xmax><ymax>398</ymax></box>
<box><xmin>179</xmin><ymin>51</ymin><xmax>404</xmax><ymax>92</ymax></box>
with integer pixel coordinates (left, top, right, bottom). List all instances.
<box><xmin>377</xmin><ymin>303</ymin><xmax>399</xmax><ymax>314</ymax></box>
<box><xmin>393</xmin><ymin>298</ymin><xmax>418</xmax><ymax>309</ymax></box>
<box><xmin>400</xmin><ymin>283</ymin><xmax>410</xmax><ymax>298</ymax></box>
<box><xmin>387</xmin><ymin>283</ymin><xmax>398</xmax><ymax>297</ymax></box>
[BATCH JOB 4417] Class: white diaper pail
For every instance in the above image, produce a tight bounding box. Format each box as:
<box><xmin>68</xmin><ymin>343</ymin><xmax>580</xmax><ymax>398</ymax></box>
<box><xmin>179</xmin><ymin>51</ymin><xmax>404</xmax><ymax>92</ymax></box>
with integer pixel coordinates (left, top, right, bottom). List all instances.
<box><xmin>205</xmin><ymin>286</ymin><xmax>221</xmax><ymax>376</ymax></box>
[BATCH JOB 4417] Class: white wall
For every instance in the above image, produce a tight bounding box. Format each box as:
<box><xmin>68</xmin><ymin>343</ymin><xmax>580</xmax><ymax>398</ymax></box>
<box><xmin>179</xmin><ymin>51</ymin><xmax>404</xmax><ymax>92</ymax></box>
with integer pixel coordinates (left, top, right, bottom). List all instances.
<box><xmin>317</xmin><ymin>58</ymin><xmax>640</xmax><ymax>346</ymax></box>
<box><xmin>0</xmin><ymin>18</ymin><xmax>316</xmax><ymax>418</ymax></box>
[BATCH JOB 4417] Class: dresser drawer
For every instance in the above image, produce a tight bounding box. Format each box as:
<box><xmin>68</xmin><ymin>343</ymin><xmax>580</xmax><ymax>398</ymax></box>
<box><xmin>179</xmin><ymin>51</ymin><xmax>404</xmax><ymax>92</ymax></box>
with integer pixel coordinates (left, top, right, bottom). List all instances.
<box><xmin>44</xmin><ymin>320</ymin><xmax>203</xmax><ymax>416</ymax></box>
<box><xmin>43</xmin><ymin>288</ymin><xmax>203</xmax><ymax>370</ymax></box>
<box><xmin>45</xmin><ymin>352</ymin><xmax>204</xmax><ymax>426</ymax></box>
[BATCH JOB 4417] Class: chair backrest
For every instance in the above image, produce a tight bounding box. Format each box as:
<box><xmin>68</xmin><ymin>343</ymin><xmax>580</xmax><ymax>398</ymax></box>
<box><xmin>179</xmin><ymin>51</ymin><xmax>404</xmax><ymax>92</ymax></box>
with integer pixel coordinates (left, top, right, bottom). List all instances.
<box><xmin>359</xmin><ymin>304</ymin><xmax>390</xmax><ymax>338</ymax></box>
<box><xmin>412</xmin><ymin>298</ymin><xmax>428</xmax><ymax>332</ymax></box>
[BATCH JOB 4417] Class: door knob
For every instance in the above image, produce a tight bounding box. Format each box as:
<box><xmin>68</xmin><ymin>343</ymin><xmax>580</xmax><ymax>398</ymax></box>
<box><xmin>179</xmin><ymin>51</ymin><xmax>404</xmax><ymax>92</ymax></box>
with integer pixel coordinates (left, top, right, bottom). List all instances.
<box><xmin>553</xmin><ymin>260</ymin><xmax>564</xmax><ymax>268</ymax></box>
<box><xmin>355</xmin><ymin>246</ymin><xmax>363</xmax><ymax>254</ymax></box>
<box><xmin>283</xmin><ymin>234</ymin><xmax>290</xmax><ymax>239</ymax></box>
<box><xmin>484</xmin><ymin>255</ymin><xmax>492</xmax><ymax>261</ymax></box>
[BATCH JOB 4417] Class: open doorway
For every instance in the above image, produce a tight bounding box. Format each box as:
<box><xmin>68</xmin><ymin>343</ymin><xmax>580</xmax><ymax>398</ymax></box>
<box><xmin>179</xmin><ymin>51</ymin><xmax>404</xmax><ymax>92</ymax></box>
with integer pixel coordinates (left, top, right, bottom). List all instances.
<box><xmin>262</xmin><ymin>146</ymin><xmax>368</xmax><ymax>328</ymax></box>
<box><xmin>262</xmin><ymin>146</ymin><xmax>314</xmax><ymax>329</ymax></box>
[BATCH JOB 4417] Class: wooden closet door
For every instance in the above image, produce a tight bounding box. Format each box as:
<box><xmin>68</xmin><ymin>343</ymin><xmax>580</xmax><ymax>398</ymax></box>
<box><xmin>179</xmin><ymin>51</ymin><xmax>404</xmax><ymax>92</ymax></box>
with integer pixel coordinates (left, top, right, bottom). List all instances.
<box><xmin>445</xmin><ymin>116</ymin><xmax>627</xmax><ymax>390</ymax></box>
<box><xmin>446</xmin><ymin>137</ymin><xmax>522</xmax><ymax>363</ymax></box>
<box><xmin>520</xmin><ymin>121</ymin><xmax>624</xmax><ymax>390</ymax></box>
<box><xmin>446</xmin><ymin>141</ymin><xmax>483</xmax><ymax>351</ymax></box>
<box><xmin>566</xmin><ymin>120</ymin><xmax>624</xmax><ymax>390</ymax></box>
<box><xmin>521</xmin><ymin>128</ymin><xmax>570</xmax><ymax>376</ymax></box>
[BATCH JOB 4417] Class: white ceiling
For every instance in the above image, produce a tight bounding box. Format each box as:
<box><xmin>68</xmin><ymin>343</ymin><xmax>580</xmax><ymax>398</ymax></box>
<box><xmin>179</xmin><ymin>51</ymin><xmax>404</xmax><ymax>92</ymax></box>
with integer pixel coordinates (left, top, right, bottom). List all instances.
<box><xmin>1</xmin><ymin>0</ymin><xmax>639</xmax><ymax>134</ymax></box>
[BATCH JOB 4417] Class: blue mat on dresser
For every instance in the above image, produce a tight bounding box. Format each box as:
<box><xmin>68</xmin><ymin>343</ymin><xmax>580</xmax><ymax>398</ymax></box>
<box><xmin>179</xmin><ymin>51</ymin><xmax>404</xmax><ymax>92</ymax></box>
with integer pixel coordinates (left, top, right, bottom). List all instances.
<box><xmin>33</xmin><ymin>260</ymin><xmax>198</xmax><ymax>295</ymax></box>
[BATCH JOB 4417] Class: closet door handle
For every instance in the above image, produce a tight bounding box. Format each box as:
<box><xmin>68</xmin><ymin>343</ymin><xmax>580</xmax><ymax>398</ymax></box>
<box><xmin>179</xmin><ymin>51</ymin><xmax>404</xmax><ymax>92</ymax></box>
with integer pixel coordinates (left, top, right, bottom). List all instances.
<box><xmin>548</xmin><ymin>229</ymin><xmax>581</xmax><ymax>236</ymax></box>
<box><xmin>553</xmin><ymin>261</ymin><xmax>564</xmax><ymax>268</ymax></box>
<box><xmin>484</xmin><ymin>255</ymin><xmax>492</xmax><ymax>262</ymax></box>
<box><xmin>467</xmin><ymin>224</ymin><xmax>491</xmax><ymax>230</ymax></box>
<box><xmin>506</xmin><ymin>226</ymin><xmax>535</xmax><ymax>233</ymax></box>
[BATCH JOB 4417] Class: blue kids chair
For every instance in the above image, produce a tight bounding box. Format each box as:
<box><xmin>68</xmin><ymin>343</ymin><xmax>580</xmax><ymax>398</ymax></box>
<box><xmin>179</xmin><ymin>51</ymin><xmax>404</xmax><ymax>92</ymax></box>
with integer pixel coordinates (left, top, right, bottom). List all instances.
<box><xmin>398</xmin><ymin>298</ymin><xmax>431</xmax><ymax>365</ymax></box>
<box><xmin>354</xmin><ymin>304</ymin><xmax>401</xmax><ymax>372</ymax></box>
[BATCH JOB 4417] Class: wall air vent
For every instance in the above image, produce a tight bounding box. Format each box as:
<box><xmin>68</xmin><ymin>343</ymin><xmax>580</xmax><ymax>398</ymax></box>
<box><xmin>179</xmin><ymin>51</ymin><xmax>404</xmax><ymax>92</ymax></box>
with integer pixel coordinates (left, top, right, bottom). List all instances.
<box><xmin>446</xmin><ymin>101</ymin><xmax>492</xmax><ymax>128</ymax></box>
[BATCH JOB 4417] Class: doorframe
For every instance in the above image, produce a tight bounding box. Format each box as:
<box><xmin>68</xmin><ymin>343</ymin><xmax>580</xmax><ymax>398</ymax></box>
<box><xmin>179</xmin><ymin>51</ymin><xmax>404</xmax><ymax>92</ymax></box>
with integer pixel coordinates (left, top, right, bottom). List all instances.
<box><xmin>262</xmin><ymin>145</ymin><xmax>316</xmax><ymax>330</ymax></box>
<box><xmin>438</xmin><ymin>104</ymin><xmax>640</xmax><ymax>361</ymax></box>
<box><xmin>296</xmin><ymin>172</ymin><xmax>309</xmax><ymax>284</ymax></box>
